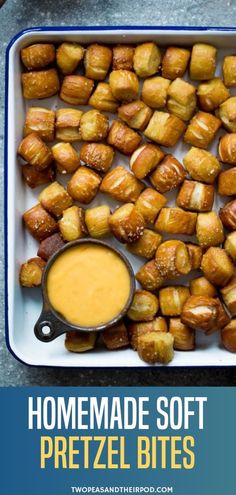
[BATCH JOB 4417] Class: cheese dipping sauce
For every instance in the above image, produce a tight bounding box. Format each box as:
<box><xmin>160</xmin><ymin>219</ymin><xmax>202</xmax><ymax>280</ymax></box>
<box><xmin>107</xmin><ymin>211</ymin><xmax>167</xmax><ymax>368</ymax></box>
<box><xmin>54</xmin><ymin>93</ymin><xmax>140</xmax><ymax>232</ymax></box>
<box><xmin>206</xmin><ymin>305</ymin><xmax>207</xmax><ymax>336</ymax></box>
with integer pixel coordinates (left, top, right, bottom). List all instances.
<box><xmin>46</xmin><ymin>244</ymin><xmax>131</xmax><ymax>327</ymax></box>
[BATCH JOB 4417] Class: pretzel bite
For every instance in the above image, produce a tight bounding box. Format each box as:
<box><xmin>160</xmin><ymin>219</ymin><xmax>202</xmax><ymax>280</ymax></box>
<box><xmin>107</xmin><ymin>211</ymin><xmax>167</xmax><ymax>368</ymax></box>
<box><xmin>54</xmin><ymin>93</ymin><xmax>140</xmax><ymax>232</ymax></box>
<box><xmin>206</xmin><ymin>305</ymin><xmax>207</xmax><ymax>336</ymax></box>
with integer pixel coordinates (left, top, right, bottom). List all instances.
<box><xmin>112</xmin><ymin>44</ymin><xmax>134</xmax><ymax>70</ymax></box>
<box><xmin>181</xmin><ymin>295</ymin><xmax>219</xmax><ymax>332</ymax></box>
<box><xmin>218</xmin><ymin>168</ymin><xmax>236</xmax><ymax>196</ymax></box>
<box><xmin>186</xmin><ymin>244</ymin><xmax>203</xmax><ymax>270</ymax></box>
<box><xmin>52</xmin><ymin>142</ymin><xmax>80</xmax><ymax>174</ymax></box>
<box><xmin>169</xmin><ymin>318</ymin><xmax>195</xmax><ymax>351</ymax></box>
<box><xmin>19</xmin><ymin>257</ymin><xmax>46</xmax><ymax>287</ymax></box>
<box><xmin>80</xmin><ymin>110</ymin><xmax>109</xmax><ymax>142</ymax></box>
<box><xmin>135</xmin><ymin>188</ymin><xmax>167</xmax><ymax>224</ymax></box>
<box><xmin>133</xmin><ymin>42</ymin><xmax>161</xmax><ymax>78</ymax></box>
<box><xmin>218</xmin><ymin>133</ymin><xmax>236</xmax><ymax>164</ymax></box>
<box><xmin>223</xmin><ymin>55</ymin><xmax>236</xmax><ymax>87</ymax></box>
<box><xmin>58</xmin><ymin>206</ymin><xmax>87</xmax><ymax>242</ymax></box>
<box><xmin>150</xmin><ymin>154</ymin><xmax>186</xmax><ymax>193</ymax></box>
<box><xmin>218</xmin><ymin>97</ymin><xmax>236</xmax><ymax>132</ymax></box>
<box><xmin>80</xmin><ymin>143</ymin><xmax>114</xmax><ymax>173</ymax></box>
<box><xmin>161</xmin><ymin>46</ymin><xmax>190</xmax><ymax>80</ymax></box>
<box><xmin>85</xmin><ymin>43</ymin><xmax>112</xmax><ymax>80</ymax></box>
<box><xmin>21</xmin><ymin>43</ymin><xmax>55</xmax><ymax>70</ymax></box>
<box><xmin>109</xmin><ymin>203</ymin><xmax>145</xmax><ymax>243</ymax></box>
<box><xmin>88</xmin><ymin>82</ymin><xmax>119</xmax><ymax>113</ymax></box>
<box><xmin>127</xmin><ymin>229</ymin><xmax>162</xmax><ymax>259</ymax></box>
<box><xmin>144</xmin><ymin>111</ymin><xmax>186</xmax><ymax>147</ymax></box>
<box><xmin>196</xmin><ymin>212</ymin><xmax>224</xmax><ymax>248</ymax></box>
<box><xmin>137</xmin><ymin>331</ymin><xmax>174</xmax><ymax>364</ymax></box>
<box><xmin>141</xmin><ymin>76</ymin><xmax>171</xmax><ymax>109</ymax></box>
<box><xmin>109</xmin><ymin>69</ymin><xmax>139</xmax><ymax>101</ymax></box>
<box><xmin>24</xmin><ymin>107</ymin><xmax>55</xmax><ymax>142</ymax></box>
<box><xmin>155</xmin><ymin>240</ymin><xmax>192</xmax><ymax>279</ymax></box>
<box><xmin>167</xmin><ymin>78</ymin><xmax>197</xmax><ymax>121</ymax></box>
<box><xmin>184</xmin><ymin>111</ymin><xmax>221</xmax><ymax>149</ymax></box>
<box><xmin>219</xmin><ymin>199</ymin><xmax>236</xmax><ymax>230</ymax></box>
<box><xmin>197</xmin><ymin>78</ymin><xmax>230</xmax><ymax>112</ymax></box>
<box><xmin>23</xmin><ymin>204</ymin><xmax>58</xmax><ymax>241</ymax></box>
<box><xmin>127</xmin><ymin>290</ymin><xmax>159</xmax><ymax>321</ymax></box>
<box><xmin>208</xmin><ymin>298</ymin><xmax>230</xmax><ymax>333</ymax></box>
<box><xmin>183</xmin><ymin>147</ymin><xmax>221</xmax><ymax>184</ymax></box>
<box><xmin>102</xmin><ymin>321</ymin><xmax>129</xmax><ymax>350</ymax></box>
<box><xmin>67</xmin><ymin>167</ymin><xmax>101</xmax><ymax>204</ymax></box>
<box><xmin>55</xmin><ymin>108</ymin><xmax>83</xmax><ymax>142</ymax></box>
<box><xmin>118</xmin><ymin>100</ymin><xmax>152</xmax><ymax>130</ymax></box>
<box><xmin>100</xmin><ymin>166</ymin><xmax>144</xmax><ymax>203</ymax></box>
<box><xmin>22</xmin><ymin>69</ymin><xmax>59</xmax><ymax>99</ymax></box>
<box><xmin>130</xmin><ymin>143</ymin><xmax>164</xmax><ymax>180</ymax></box>
<box><xmin>85</xmin><ymin>205</ymin><xmax>111</xmax><ymax>238</ymax></box>
<box><xmin>155</xmin><ymin>207</ymin><xmax>197</xmax><ymax>235</ymax></box>
<box><xmin>159</xmin><ymin>286</ymin><xmax>190</xmax><ymax>316</ymax></box>
<box><xmin>221</xmin><ymin>277</ymin><xmax>236</xmax><ymax>314</ymax></box>
<box><xmin>107</xmin><ymin>121</ymin><xmax>141</xmax><ymax>155</ymax></box>
<box><xmin>60</xmin><ymin>75</ymin><xmax>94</xmax><ymax>105</ymax></box>
<box><xmin>190</xmin><ymin>277</ymin><xmax>217</xmax><ymax>298</ymax></box>
<box><xmin>176</xmin><ymin>180</ymin><xmax>214</xmax><ymax>212</ymax></box>
<box><xmin>136</xmin><ymin>259</ymin><xmax>165</xmax><ymax>291</ymax></box>
<box><xmin>190</xmin><ymin>43</ymin><xmax>216</xmax><ymax>80</ymax></box>
<box><xmin>39</xmin><ymin>181</ymin><xmax>73</xmax><ymax>218</ymax></box>
<box><xmin>65</xmin><ymin>331</ymin><xmax>97</xmax><ymax>353</ymax></box>
<box><xmin>201</xmin><ymin>247</ymin><xmax>234</xmax><ymax>287</ymax></box>
<box><xmin>56</xmin><ymin>42</ymin><xmax>84</xmax><ymax>74</ymax></box>
<box><xmin>37</xmin><ymin>233</ymin><xmax>65</xmax><ymax>261</ymax></box>
<box><xmin>221</xmin><ymin>319</ymin><xmax>236</xmax><ymax>352</ymax></box>
<box><xmin>225</xmin><ymin>232</ymin><xmax>236</xmax><ymax>260</ymax></box>
<box><xmin>18</xmin><ymin>133</ymin><xmax>53</xmax><ymax>171</ymax></box>
<box><xmin>22</xmin><ymin>164</ymin><xmax>55</xmax><ymax>189</ymax></box>
<box><xmin>128</xmin><ymin>317</ymin><xmax>168</xmax><ymax>351</ymax></box>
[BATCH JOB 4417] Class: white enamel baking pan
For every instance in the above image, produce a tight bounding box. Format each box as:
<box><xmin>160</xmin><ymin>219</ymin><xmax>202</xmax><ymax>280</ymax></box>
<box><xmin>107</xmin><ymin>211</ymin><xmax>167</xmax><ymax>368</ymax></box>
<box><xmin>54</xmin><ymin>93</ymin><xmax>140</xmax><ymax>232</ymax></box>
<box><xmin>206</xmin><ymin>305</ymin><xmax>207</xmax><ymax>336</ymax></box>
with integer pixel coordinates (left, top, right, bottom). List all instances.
<box><xmin>5</xmin><ymin>26</ymin><xmax>236</xmax><ymax>367</ymax></box>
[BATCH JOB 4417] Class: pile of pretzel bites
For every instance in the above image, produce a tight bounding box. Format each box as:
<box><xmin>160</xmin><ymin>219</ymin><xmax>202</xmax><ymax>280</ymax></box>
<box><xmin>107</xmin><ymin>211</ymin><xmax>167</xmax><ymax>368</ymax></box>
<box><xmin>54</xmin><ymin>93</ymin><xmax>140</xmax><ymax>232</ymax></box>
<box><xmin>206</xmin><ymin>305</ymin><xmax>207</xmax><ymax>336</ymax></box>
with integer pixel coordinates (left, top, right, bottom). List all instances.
<box><xmin>17</xmin><ymin>40</ymin><xmax>236</xmax><ymax>364</ymax></box>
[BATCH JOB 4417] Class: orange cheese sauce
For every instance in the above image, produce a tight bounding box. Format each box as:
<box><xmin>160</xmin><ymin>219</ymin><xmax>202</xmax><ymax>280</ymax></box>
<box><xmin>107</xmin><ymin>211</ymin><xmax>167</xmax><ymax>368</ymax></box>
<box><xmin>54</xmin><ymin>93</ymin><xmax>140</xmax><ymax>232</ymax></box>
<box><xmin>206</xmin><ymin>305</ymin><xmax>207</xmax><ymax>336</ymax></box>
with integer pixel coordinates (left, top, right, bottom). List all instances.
<box><xmin>47</xmin><ymin>244</ymin><xmax>131</xmax><ymax>327</ymax></box>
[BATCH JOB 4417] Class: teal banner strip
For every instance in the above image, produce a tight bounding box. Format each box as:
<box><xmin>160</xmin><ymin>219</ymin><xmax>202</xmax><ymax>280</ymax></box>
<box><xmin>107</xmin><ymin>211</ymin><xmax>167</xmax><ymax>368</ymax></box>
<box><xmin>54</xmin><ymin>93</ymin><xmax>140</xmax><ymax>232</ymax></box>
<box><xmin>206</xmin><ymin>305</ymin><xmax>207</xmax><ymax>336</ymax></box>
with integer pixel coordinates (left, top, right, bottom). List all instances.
<box><xmin>0</xmin><ymin>387</ymin><xmax>235</xmax><ymax>494</ymax></box>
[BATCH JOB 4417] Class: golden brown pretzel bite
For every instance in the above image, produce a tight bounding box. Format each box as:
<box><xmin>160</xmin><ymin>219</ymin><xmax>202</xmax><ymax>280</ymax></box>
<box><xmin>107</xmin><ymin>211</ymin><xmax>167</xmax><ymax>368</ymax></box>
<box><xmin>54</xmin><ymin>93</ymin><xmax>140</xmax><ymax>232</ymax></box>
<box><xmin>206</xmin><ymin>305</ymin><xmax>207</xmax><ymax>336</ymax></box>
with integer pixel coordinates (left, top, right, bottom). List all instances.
<box><xmin>22</xmin><ymin>69</ymin><xmax>60</xmax><ymax>99</ymax></box>
<box><xmin>141</xmin><ymin>76</ymin><xmax>170</xmax><ymax>109</ymax></box>
<box><xmin>56</xmin><ymin>42</ymin><xmax>84</xmax><ymax>74</ymax></box>
<box><xmin>109</xmin><ymin>203</ymin><xmax>145</xmax><ymax>244</ymax></box>
<box><xmin>55</xmin><ymin>108</ymin><xmax>83</xmax><ymax>142</ymax></box>
<box><xmin>107</xmin><ymin>120</ymin><xmax>141</xmax><ymax>155</ymax></box>
<box><xmin>19</xmin><ymin>257</ymin><xmax>46</xmax><ymax>287</ymax></box>
<box><xmin>162</xmin><ymin>46</ymin><xmax>190</xmax><ymax>80</ymax></box>
<box><xmin>155</xmin><ymin>240</ymin><xmax>192</xmax><ymax>279</ymax></box>
<box><xmin>24</xmin><ymin>107</ymin><xmax>55</xmax><ymax>142</ymax></box>
<box><xmin>85</xmin><ymin>44</ymin><xmax>112</xmax><ymax>80</ymax></box>
<box><xmin>60</xmin><ymin>75</ymin><xmax>94</xmax><ymax>105</ymax></box>
<box><xmin>18</xmin><ymin>133</ymin><xmax>53</xmax><ymax>171</ymax></box>
<box><xmin>100</xmin><ymin>166</ymin><xmax>144</xmax><ymax>203</ymax></box>
<box><xmin>21</xmin><ymin>43</ymin><xmax>55</xmax><ymax>70</ymax></box>
<box><xmin>184</xmin><ymin>111</ymin><xmax>221</xmax><ymax>149</ymax></box>
<box><xmin>176</xmin><ymin>180</ymin><xmax>214</xmax><ymax>212</ymax></box>
<box><xmin>112</xmin><ymin>45</ymin><xmax>134</xmax><ymax>71</ymax></box>
<box><xmin>67</xmin><ymin>167</ymin><xmax>101</xmax><ymax>204</ymax></box>
<box><xmin>144</xmin><ymin>111</ymin><xmax>186</xmax><ymax>147</ymax></box>
<box><xmin>135</xmin><ymin>188</ymin><xmax>167</xmax><ymax>224</ymax></box>
<box><xmin>23</xmin><ymin>204</ymin><xmax>58</xmax><ymax>241</ymax></box>
<box><xmin>201</xmin><ymin>247</ymin><xmax>234</xmax><ymax>287</ymax></box>
<box><xmin>130</xmin><ymin>143</ymin><xmax>164</xmax><ymax>180</ymax></box>
<box><xmin>190</xmin><ymin>43</ymin><xmax>217</xmax><ymax>80</ymax></box>
<box><xmin>150</xmin><ymin>155</ymin><xmax>186</xmax><ymax>193</ymax></box>
<box><xmin>58</xmin><ymin>206</ymin><xmax>87</xmax><ymax>242</ymax></box>
<box><xmin>133</xmin><ymin>42</ymin><xmax>161</xmax><ymax>78</ymax></box>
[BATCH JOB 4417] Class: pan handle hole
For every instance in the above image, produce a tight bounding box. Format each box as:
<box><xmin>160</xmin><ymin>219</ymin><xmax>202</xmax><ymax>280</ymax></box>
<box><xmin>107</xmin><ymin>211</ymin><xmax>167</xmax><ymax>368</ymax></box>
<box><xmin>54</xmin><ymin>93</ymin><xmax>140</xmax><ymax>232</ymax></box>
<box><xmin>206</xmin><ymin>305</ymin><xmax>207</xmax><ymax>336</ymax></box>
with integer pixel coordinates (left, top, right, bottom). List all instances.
<box><xmin>41</xmin><ymin>324</ymin><xmax>52</xmax><ymax>336</ymax></box>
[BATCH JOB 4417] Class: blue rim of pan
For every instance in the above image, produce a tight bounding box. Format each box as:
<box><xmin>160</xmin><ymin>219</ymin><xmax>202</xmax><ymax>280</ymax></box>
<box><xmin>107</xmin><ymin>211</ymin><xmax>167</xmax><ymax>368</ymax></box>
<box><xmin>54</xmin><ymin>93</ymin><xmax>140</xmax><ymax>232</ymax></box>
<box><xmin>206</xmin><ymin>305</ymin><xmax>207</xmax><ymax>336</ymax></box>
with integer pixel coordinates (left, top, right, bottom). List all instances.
<box><xmin>4</xmin><ymin>25</ymin><xmax>236</xmax><ymax>368</ymax></box>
